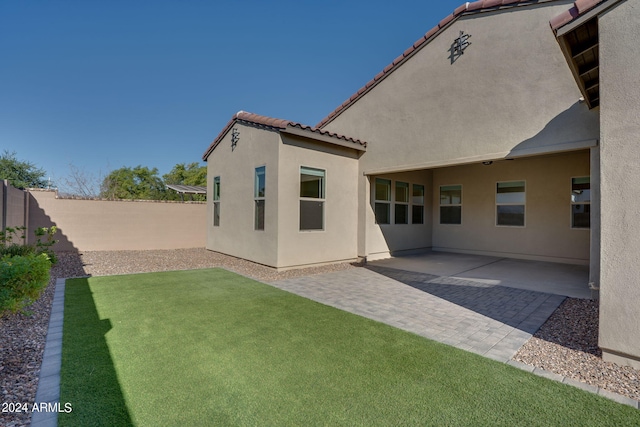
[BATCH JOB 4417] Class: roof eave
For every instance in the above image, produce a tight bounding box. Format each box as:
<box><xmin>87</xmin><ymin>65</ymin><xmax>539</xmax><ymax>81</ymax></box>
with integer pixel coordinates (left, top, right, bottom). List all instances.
<box><xmin>204</xmin><ymin>111</ymin><xmax>366</xmax><ymax>161</ymax></box>
<box><xmin>202</xmin><ymin>117</ymin><xmax>236</xmax><ymax>161</ymax></box>
<box><xmin>551</xmin><ymin>0</ymin><xmax>619</xmax><ymax>36</ymax></box>
<box><xmin>550</xmin><ymin>0</ymin><xmax>621</xmax><ymax>110</ymax></box>
<box><xmin>315</xmin><ymin>16</ymin><xmax>458</xmax><ymax>129</ymax></box>
<box><xmin>316</xmin><ymin>0</ymin><xmax>569</xmax><ymax>129</ymax></box>
<box><xmin>280</xmin><ymin>126</ymin><xmax>366</xmax><ymax>152</ymax></box>
<box><xmin>555</xmin><ymin>31</ymin><xmax>599</xmax><ymax>109</ymax></box>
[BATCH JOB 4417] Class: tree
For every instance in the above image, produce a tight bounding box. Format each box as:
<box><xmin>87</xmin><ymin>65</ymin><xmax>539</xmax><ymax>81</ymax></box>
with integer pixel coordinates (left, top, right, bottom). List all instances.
<box><xmin>0</xmin><ymin>151</ymin><xmax>48</xmax><ymax>189</ymax></box>
<box><xmin>163</xmin><ymin>162</ymin><xmax>206</xmax><ymax>201</ymax></box>
<box><xmin>59</xmin><ymin>164</ymin><xmax>101</xmax><ymax>198</ymax></box>
<box><xmin>162</xmin><ymin>162</ymin><xmax>206</xmax><ymax>186</ymax></box>
<box><xmin>99</xmin><ymin>166</ymin><xmax>166</xmax><ymax>200</ymax></box>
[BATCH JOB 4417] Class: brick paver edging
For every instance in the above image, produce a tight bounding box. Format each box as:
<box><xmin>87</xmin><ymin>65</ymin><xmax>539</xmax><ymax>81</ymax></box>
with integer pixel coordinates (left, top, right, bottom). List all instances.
<box><xmin>507</xmin><ymin>360</ymin><xmax>640</xmax><ymax>408</ymax></box>
<box><xmin>31</xmin><ymin>278</ymin><xmax>65</xmax><ymax>427</ymax></box>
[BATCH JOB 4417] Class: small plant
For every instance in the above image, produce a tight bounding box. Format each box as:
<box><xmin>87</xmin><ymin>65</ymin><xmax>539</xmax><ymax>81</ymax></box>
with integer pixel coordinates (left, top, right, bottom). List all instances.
<box><xmin>0</xmin><ymin>226</ymin><xmax>26</xmax><ymax>246</ymax></box>
<box><xmin>34</xmin><ymin>226</ymin><xmax>58</xmax><ymax>265</ymax></box>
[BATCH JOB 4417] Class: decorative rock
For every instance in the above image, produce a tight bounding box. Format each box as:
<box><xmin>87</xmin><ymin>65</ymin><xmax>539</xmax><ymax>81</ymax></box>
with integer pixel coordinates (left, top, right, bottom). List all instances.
<box><xmin>514</xmin><ymin>298</ymin><xmax>640</xmax><ymax>401</ymax></box>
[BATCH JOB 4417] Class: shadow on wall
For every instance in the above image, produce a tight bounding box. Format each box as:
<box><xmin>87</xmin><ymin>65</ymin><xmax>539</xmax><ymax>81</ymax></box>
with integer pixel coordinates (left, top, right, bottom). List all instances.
<box><xmin>508</xmin><ymin>101</ymin><xmax>599</xmax><ymax>156</ymax></box>
<box><xmin>1</xmin><ymin>180</ymin><xmax>28</xmax><ymax>243</ymax></box>
<box><xmin>27</xmin><ymin>193</ymin><xmax>78</xmax><ymax>253</ymax></box>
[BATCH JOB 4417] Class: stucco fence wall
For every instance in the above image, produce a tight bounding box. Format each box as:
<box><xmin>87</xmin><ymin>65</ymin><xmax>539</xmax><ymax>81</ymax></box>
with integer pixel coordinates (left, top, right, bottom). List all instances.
<box><xmin>27</xmin><ymin>190</ymin><xmax>206</xmax><ymax>252</ymax></box>
<box><xmin>1</xmin><ymin>180</ymin><xmax>29</xmax><ymax>244</ymax></box>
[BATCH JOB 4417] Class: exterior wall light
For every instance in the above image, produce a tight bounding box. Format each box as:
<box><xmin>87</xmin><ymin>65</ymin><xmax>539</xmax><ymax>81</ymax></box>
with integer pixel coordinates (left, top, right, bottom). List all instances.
<box><xmin>482</xmin><ymin>161</ymin><xmax>493</xmax><ymax>165</ymax></box>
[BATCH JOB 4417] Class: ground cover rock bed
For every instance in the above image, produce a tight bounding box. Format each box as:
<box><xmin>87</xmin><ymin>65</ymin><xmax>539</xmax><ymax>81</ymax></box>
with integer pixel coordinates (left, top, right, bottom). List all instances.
<box><xmin>514</xmin><ymin>298</ymin><xmax>640</xmax><ymax>401</ymax></box>
<box><xmin>1</xmin><ymin>249</ymin><xmax>638</xmax><ymax>426</ymax></box>
<box><xmin>0</xmin><ymin>252</ymin><xmax>85</xmax><ymax>427</ymax></box>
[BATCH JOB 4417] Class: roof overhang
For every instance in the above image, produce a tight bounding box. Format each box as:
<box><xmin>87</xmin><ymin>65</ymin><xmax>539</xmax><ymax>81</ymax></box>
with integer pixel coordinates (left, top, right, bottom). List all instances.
<box><xmin>551</xmin><ymin>0</ymin><xmax>624</xmax><ymax>109</ymax></box>
<box><xmin>203</xmin><ymin>111</ymin><xmax>366</xmax><ymax>160</ymax></box>
<box><xmin>280</xmin><ymin>126</ymin><xmax>366</xmax><ymax>152</ymax></box>
<box><xmin>555</xmin><ymin>16</ymin><xmax>600</xmax><ymax>108</ymax></box>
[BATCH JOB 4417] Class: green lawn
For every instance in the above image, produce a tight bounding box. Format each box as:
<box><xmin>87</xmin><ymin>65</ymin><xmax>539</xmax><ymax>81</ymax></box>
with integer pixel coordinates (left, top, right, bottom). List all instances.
<box><xmin>60</xmin><ymin>268</ymin><xmax>639</xmax><ymax>426</ymax></box>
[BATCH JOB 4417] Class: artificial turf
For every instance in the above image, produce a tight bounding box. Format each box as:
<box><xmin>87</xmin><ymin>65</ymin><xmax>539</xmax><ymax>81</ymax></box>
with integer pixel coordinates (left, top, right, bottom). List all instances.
<box><xmin>59</xmin><ymin>268</ymin><xmax>640</xmax><ymax>426</ymax></box>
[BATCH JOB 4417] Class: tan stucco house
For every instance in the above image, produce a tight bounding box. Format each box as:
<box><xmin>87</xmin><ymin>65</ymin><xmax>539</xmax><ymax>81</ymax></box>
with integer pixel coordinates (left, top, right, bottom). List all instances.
<box><xmin>203</xmin><ymin>0</ymin><xmax>640</xmax><ymax>369</ymax></box>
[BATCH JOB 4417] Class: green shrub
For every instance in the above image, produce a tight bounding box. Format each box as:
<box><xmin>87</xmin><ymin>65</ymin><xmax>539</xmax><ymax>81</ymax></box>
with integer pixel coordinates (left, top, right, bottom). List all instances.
<box><xmin>0</xmin><ymin>253</ymin><xmax>51</xmax><ymax>315</ymax></box>
<box><xmin>0</xmin><ymin>243</ymin><xmax>35</xmax><ymax>258</ymax></box>
<box><xmin>0</xmin><ymin>225</ymin><xmax>58</xmax><ymax>265</ymax></box>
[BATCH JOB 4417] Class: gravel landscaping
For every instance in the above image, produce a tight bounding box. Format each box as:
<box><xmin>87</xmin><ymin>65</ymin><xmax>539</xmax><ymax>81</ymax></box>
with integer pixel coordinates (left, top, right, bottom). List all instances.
<box><xmin>1</xmin><ymin>248</ymin><xmax>638</xmax><ymax>426</ymax></box>
<box><xmin>514</xmin><ymin>298</ymin><xmax>640</xmax><ymax>401</ymax></box>
<box><xmin>1</xmin><ymin>252</ymin><xmax>85</xmax><ymax>427</ymax></box>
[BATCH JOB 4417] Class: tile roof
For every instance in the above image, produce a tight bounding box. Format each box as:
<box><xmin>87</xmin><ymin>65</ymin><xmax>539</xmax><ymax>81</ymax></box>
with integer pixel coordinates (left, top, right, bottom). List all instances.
<box><xmin>316</xmin><ymin>0</ymin><xmax>566</xmax><ymax>129</ymax></box>
<box><xmin>202</xmin><ymin>111</ymin><xmax>367</xmax><ymax>160</ymax></box>
<box><xmin>549</xmin><ymin>0</ymin><xmax>609</xmax><ymax>32</ymax></box>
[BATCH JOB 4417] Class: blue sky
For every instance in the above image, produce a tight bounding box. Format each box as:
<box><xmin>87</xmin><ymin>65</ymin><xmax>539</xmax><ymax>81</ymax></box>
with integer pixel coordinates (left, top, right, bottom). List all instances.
<box><xmin>1</xmin><ymin>0</ymin><xmax>462</xmax><ymax>192</ymax></box>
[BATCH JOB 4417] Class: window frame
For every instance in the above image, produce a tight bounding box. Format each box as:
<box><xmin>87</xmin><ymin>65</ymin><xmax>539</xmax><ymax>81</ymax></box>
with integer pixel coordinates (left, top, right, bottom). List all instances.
<box><xmin>495</xmin><ymin>180</ymin><xmax>526</xmax><ymax>227</ymax></box>
<box><xmin>374</xmin><ymin>178</ymin><xmax>427</xmax><ymax>226</ymax></box>
<box><xmin>571</xmin><ymin>176</ymin><xmax>590</xmax><ymax>229</ymax></box>
<box><xmin>299</xmin><ymin>166</ymin><xmax>326</xmax><ymax>231</ymax></box>
<box><xmin>374</xmin><ymin>178</ymin><xmax>392</xmax><ymax>225</ymax></box>
<box><xmin>213</xmin><ymin>176</ymin><xmax>221</xmax><ymax>227</ymax></box>
<box><xmin>254</xmin><ymin>166</ymin><xmax>266</xmax><ymax>231</ymax></box>
<box><xmin>412</xmin><ymin>184</ymin><xmax>425</xmax><ymax>225</ymax></box>
<box><xmin>394</xmin><ymin>181</ymin><xmax>409</xmax><ymax>225</ymax></box>
<box><xmin>439</xmin><ymin>184</ymin><xmax>462</xmax><ymax>225</ymax></box>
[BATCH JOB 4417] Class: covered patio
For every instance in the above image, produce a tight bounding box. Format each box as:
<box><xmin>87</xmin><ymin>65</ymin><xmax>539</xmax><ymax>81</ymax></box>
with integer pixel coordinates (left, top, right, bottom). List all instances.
<box><xmin>368</xmin><ymin>250</ymin><xmax>592</xmax><ymax>299</ymax></box>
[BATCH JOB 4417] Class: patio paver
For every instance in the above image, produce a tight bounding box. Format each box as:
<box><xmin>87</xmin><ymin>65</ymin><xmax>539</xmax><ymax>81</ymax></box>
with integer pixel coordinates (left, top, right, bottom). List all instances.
<box><xmin>270</xmin><ymin>266</ymin><xmax>565</xmax><ymax>362</ymax></box>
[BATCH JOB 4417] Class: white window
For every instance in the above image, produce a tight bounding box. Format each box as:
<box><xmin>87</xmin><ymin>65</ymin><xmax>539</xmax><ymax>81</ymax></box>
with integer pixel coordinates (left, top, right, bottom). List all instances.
<box><xmin>412</xmin><ymin>184</ymin><xmax>425</xmax><ymax>225</ymax></box>
<box><xmin>395</xmin><ymin>181</ymin><xmax>409</xmax><ymax>224</ymax></box>
<box><xmin>571</xmin><ymin>177</ymin><xmax>590</xmax><ymax>229</ymax></box>
<box><xmin>300</xmin><ymin>167</ymin><xmax>325</xmax><ymax>231</ymax></box>
<box><xmin>374</xmin><ymin>178</ymin><xmax>391</xmax><ymax>224</ymax></box>
<box><xmin>496</xmin><ymin>181</ymin><xmax>525</xmax><ymax>227</ymax></box>
<box><xmin>213</xmin><ymin>176</ymin><xmax>220</xmax><ymax>227</ymax></box>
<box><xmin>255</xmin><ymin>166</ymin><xmax>265</xmax><ymax>230</ymax></box>
<box><xmin>440</xmin><ymin>185</ymin><xmax>462</xmax><ymax>225</ymax></box>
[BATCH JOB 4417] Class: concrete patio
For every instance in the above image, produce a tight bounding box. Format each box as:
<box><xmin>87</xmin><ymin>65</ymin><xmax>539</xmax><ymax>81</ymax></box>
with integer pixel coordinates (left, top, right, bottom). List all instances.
<box><xmin>369</xmin><ymin>250</ymin><xmax>592</xmax><ymax>299</ymax></box>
